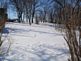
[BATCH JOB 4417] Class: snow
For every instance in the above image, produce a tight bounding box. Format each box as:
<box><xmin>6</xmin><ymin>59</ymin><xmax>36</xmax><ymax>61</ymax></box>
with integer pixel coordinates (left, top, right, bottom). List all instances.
<box><xmin>1</xmin><ymin>22</ymin><xmax>69</xmax><ymax>61</ymax></box>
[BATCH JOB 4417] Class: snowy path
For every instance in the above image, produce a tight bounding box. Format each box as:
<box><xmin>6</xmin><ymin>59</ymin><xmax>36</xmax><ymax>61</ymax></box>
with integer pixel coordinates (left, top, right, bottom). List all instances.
<box><xmin>2</xmin><ymin>23</ymin><xmax>69</xmax><ymax>61</ymax></box>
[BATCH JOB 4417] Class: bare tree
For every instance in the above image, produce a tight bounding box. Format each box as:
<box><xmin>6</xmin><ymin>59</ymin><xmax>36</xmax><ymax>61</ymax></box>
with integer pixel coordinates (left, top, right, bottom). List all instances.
<box><xmin>0</xmin><ymin>0</ymin><xmax>8</xmax><ymax>46</ymax></box>
<box><xmin>52</xmin><ymin>0</ymin><xmax>81</xmax><ymax>61</ymax></box>
<box><xmin>10</xmin><ymin>0</ymin><xmax>24</xmax><ymax>22</ymax></box>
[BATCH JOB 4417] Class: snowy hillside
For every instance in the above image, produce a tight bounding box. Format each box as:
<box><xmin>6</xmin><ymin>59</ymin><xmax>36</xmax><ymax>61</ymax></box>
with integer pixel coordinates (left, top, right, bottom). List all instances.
<box><xmin>1</xmin><ymin>22</ymin><xmax>69</xmax><ymax>61</ymax></box>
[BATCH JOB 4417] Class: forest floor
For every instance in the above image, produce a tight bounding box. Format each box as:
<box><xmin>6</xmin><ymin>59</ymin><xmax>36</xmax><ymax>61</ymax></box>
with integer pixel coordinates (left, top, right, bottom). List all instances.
<box><xmin>1</xmin><ymin>22</ymin><xmax>69</xmax><ymax>61</ymax></box>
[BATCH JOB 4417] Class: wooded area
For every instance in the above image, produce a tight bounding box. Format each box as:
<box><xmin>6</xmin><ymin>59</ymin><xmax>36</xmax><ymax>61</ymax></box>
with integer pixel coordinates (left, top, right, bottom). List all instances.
<box><xmin>0</xmin><ymin>0</ymin><xmax>81</xmax><ymax>61</ymax></box>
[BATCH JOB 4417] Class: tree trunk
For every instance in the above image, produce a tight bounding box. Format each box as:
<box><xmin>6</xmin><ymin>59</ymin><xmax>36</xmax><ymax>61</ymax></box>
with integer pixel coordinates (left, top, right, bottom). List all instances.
<box><xmin>65</xmin><ymin>25</ymin><xmax>80</xmax><ymax>61</ymax></box>
<box><xmin>79</xmin><ymin>27</ymin><xmax>81</xmax><ymax>57</ymax></box>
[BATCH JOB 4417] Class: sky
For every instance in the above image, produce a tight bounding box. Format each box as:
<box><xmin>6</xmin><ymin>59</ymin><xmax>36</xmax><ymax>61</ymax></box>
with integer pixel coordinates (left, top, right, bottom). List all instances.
<box><xmin>7</xmin><ymin>7</ymin><xmax>17</xmax><ymax>19</ymax></box>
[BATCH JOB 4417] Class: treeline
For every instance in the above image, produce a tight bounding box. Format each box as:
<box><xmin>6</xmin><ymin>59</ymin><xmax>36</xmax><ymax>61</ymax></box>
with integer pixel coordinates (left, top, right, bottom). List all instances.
<box><xmin>9</xmin><ymin>0</ymin><xmax>56</xmax><ymax>24</ymax></box>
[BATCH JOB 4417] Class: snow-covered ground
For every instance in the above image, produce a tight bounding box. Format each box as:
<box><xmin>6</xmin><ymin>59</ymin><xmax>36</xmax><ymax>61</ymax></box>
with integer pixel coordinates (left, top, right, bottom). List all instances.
<box><xmin>1</xmin><ymin>22</ymin><xmax>69</xmax><ymax>61</ymax></box>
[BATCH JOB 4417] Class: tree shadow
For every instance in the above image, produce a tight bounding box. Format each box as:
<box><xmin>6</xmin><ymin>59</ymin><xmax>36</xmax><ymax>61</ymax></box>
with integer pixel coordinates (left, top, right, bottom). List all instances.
<box><xmin>2</xmin><ymin>44</ymin><xmax>69</xmax><ymax>61</ymax></box>
<box><xmin>3</xmin><ymin>27</ymin><xmax>64</xmax><ymax>36</ymax></box>
<box><xmin>3</xmin><ymin>27</ymin><xmax>30</xmax><ymax>33</ymax></box>
<box><xmin>2</xmin><ymin>28</ymin><xmax>9</xmax><ymax>34</ymax></box>
<box><xmin>30</xmin><ymin>45</ymin><xmax>69</xmax><ymax>61</ymax></box>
